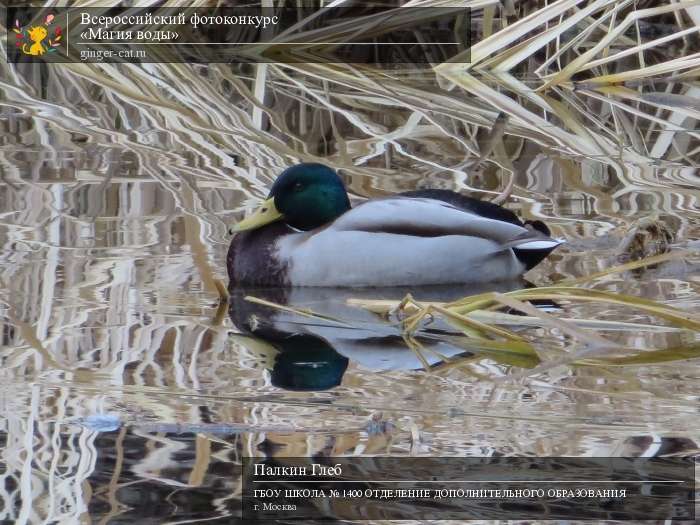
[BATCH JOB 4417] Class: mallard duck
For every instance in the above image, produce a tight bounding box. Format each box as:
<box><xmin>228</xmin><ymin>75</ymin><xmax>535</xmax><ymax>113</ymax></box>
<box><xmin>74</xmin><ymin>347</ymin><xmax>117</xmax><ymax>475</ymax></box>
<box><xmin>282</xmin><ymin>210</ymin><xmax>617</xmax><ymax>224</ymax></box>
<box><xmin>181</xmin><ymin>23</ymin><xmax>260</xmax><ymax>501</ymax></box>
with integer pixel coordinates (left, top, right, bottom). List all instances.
<box><xmin>227</xmin><ymin>163</ymin><xmax>561</xmax><ymax>287</ymax></box>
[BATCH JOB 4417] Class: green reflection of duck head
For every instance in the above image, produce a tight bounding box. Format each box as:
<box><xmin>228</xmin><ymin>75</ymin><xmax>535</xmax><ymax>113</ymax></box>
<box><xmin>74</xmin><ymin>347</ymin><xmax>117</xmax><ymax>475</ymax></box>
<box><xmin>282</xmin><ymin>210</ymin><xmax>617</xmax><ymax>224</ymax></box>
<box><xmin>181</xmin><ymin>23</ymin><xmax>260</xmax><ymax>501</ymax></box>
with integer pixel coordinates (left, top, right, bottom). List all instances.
<box><xmin>271</xmin><ymin>333</ymin><xmax>349</xmax><ymax>391</ymax></box>
<box><xmin>230</xmin><ymin>331</ymin><xmax>349</xmax><ymax>392</ymax></box>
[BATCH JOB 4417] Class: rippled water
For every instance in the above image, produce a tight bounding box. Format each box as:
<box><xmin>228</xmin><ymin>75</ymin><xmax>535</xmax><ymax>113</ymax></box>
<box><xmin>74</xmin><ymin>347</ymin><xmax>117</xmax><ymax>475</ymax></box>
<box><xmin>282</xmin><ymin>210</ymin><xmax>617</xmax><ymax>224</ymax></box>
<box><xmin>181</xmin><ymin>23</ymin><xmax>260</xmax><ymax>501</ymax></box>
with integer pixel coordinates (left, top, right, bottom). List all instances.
<box><xmin>2</xmin><ymin>18</ymin><xmax>700</xmax><ymax>524</ymax></box>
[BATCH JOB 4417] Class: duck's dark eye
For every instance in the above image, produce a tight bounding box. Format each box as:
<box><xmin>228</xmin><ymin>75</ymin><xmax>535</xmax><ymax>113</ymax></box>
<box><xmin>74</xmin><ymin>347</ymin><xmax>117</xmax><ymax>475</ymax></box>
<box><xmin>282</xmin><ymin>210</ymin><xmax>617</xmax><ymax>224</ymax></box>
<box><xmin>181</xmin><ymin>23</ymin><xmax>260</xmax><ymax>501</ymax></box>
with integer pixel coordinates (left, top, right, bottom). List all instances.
<box><xmin>292</xmin><ymin>182</ymin><xmax>304</xmax><ymax>192</ymax></box>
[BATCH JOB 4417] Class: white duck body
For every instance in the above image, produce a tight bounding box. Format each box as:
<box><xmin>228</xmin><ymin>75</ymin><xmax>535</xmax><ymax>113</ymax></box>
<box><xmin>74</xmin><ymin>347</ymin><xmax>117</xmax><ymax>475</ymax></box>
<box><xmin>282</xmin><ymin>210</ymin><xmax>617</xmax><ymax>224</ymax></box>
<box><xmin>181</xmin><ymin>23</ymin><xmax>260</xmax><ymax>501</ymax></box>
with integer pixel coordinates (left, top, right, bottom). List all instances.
<box><xmin>274</xmin><ymin>197</ymin><xmax>560</xmax><ymax>287</ymax></box>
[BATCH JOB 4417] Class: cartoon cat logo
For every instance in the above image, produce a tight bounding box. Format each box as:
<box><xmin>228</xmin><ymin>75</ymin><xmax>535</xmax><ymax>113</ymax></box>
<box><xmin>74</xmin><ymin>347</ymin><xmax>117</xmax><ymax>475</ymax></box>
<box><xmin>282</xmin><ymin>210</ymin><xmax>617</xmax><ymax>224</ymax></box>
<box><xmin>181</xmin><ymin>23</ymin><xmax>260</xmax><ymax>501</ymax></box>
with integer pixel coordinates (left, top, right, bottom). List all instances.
<box><xmin>24</xmin><ymin>26</ymin><xmax>48</xmax><ymax>55</ymax></box>
<box><xmin>14</xmin><ymin>14</ymin><xmax>61</xmax><ymax>57</ymax></box>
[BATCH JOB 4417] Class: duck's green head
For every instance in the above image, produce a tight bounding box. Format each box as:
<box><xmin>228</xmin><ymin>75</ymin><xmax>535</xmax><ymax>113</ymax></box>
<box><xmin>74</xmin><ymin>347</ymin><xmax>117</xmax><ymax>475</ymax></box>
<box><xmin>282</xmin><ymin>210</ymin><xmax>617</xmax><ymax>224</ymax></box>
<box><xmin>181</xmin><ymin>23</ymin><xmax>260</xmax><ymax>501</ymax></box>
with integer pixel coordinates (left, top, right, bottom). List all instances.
<box><xmin>230</xmin><ymin>163</ymin><xmax>351</xmax><ymax>233</ymax></box>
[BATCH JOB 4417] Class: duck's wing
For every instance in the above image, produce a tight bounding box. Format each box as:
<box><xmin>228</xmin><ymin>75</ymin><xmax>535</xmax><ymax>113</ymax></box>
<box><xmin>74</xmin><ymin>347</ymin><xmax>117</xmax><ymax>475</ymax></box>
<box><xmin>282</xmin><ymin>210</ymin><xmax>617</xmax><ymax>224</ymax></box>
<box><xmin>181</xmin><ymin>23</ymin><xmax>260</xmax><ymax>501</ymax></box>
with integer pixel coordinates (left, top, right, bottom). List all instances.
<box><xmin>400</xmin><ymin>189</ymin><xmax>552</xmax><ymax>236</ymax></box>
<box><xmin>328</xmin><ymin>196</ymin><xmax>551</xmax><ymax>248</ymax></box>
<box><xmin>399</xmin><ymin>189</ymin><xmax>523</xmax><ymax>227</ymax></box>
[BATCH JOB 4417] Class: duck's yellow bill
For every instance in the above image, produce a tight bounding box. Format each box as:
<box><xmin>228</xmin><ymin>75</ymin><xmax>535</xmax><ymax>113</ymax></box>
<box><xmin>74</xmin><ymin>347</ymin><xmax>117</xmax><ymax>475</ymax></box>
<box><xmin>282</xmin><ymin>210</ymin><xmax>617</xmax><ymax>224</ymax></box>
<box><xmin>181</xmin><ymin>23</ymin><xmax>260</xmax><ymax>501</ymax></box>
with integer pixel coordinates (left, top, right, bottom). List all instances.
<box><xmin>229</xmin><ymin>198</ymin><xmax>282</xmax><ymax>234</ymax></box>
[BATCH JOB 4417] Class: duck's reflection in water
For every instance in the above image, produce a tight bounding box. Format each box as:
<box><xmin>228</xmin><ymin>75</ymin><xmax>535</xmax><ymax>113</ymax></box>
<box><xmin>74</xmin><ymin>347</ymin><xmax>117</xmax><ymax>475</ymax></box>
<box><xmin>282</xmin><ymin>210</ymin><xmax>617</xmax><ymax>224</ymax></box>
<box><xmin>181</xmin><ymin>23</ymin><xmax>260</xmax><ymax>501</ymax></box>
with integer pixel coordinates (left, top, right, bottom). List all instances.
<box><xmin>228</xmin><ymin>281</ymin><xmax>529</xmax><ymax>391</ymax></box>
